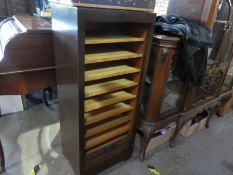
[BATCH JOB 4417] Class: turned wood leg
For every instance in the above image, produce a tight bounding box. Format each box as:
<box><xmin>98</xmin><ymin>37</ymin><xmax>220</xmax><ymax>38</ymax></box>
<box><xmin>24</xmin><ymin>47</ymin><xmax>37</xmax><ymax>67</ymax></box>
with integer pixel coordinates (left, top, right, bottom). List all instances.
<box><xmin>0</xmin><ymin>140</ymin><xmax>5</xmax><ymax>173</ymax></box>
<box><xmin>139</xmin><ymin>136</ymin><xmax>151</xmax><ymax>161</ymax></box>
<box><xmin>42</xmin><ymin>89</ymin><xmax>50</xmax><ymax>107</ymax></box>
<box><xmin>43</xmin><ymin>87</ymin><xmax>53</xmax><ymax>107</ymax></box>
<box><xmin>170</xmin><ymin>118</ymin><xmax>183</xmax><ymax>148</ymax></box>
<box><xmin>138</xmin><ymin>121</ymin><xmax>155</xmax><ymax>161</ymax></box>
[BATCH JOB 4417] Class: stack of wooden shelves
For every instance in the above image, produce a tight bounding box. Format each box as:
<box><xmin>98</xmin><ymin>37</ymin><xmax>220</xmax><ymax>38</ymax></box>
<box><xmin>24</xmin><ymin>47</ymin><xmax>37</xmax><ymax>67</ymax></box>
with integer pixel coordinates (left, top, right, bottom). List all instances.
<box><xmin>84</xmin><ymin>25</ymin><xmax>147</xmax><ymax>155</ymax></box>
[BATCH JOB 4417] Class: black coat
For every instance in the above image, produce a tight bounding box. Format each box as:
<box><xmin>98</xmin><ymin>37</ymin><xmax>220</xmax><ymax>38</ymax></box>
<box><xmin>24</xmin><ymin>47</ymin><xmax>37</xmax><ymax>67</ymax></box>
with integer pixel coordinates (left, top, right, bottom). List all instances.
<box><xmin>155</xmin><ymin>15</ymin><xmax>212</xmax><ymax>85</ymax></box>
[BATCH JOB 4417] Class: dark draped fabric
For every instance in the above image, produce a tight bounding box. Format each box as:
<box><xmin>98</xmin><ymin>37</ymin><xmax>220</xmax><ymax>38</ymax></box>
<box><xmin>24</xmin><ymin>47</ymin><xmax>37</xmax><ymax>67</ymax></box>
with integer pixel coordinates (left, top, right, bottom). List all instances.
<box><xmin>154</xmin><ymin>15</ymin><xmax>212</xmax><ymax>85</ymax></box>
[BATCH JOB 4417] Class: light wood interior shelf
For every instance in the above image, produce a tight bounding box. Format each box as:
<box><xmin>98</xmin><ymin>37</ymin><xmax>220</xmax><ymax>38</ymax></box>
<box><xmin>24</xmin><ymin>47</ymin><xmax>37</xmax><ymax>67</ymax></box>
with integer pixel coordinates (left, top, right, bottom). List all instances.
<box><xmin>85</xmin><ymin>115</ymin><xmax>131</xmax><ymax>138</ymax></box>
<box><xmin>85</xmin><ymin>51</ymin><xmax>143</xmax><ymax>64</ymax></box>
<box><xmin>85</xmin><ymin>79</ymin><xmax>138</xmax><ymax>98</ymax></box>
<box><xmin>85</xmin><ymin>124</ymin><xmax>131</xmax><ymax>150</ymax></box>
<box><xmin>85</xmin><ymin>103</ymin><xmax>133</xmax><ymax>126</ymax></box>
<box><xmin>85</xmin><ymin>91</ymin><xmax>136</xmax><ymax>112</ymax></box>
<box><xmin>85</xmin><ymin>65</ymin><xmax>140</xmax><ymax>82</ymax></box>
<box><xmin>85</xmin><ymin>35</ymin><xmax>144</xmax><ymax>45</ymax></box>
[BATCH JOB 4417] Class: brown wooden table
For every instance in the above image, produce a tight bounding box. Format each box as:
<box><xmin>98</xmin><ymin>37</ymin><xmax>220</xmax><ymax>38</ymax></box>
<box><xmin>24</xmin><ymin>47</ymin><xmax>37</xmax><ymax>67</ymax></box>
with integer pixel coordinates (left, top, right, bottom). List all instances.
<box><xmin>0</xmin><ymin>15</ymin><xmax>56</xmax><ymax>174</ymax></box>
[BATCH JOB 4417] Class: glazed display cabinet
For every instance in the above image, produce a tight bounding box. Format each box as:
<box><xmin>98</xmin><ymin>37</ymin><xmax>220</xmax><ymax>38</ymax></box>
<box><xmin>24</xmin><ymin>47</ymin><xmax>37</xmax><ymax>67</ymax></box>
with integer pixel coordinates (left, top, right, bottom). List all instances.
<box><xmin>52</xmin><ymin>4</ymin><xmax>155</xmax><ymax>175</ymax></box>
<box><xmin>221</xmin><ymin>58</ymin><xmax>233</xmax><ymax>94</ymax></box>
<box><xmin>138</xmin><ymin>35</ymin><xmax>183</xmax><ymax>159</ymax></box>
<box><xmin>218</xmin><ymin>57</ymin><xmax>233</xmax><ymax>116</ymax></box>
<box><xmin>138</xmin><ymin>0</ymin><xmax>233</xmax><ymax>158</ymax></box>
<box><xmin>170</xmin><ymin>0</ymin><xmax>233</xmax><ymax>146</ymax></box>
<box><xmin>180</xmin><ymin>0</ymin><xmax>233</xmax><ymax>112</ymax></box>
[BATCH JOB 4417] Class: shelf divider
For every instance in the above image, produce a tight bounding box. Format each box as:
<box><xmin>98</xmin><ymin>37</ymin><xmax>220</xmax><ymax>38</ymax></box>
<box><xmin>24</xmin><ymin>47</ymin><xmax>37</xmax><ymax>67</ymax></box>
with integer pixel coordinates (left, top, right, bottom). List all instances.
<box><xmin>85</xmin><ymin>65</ymin><xmax>140</xmax><ymax>82</ymax></box>
<box><xmin>85</xmin><ymin>91</ymin><xmax>136</xmax><ymax>112</ymax></box>
<box><xmin>85</xmin><ymin>103</ymin><xmax>133</xmax><ymax>126</ymax></box>
<box><xmin>85</xmin><ymin>115</ymin><xmax>131</xmax><ymax>138</ymax></box>
<box><xmin>85</xmin><ymin>51</ymin><xmax>142</xmax><ymax>64</ymax></box>
<box><xmin>85</xmin><ymin>35</ymin><xmax>144</xmax><ymax>45</ymax></box>
<box><xmin>85</xmin><ymin>124</ymin><xmax>131</xmax><ymax>150</ymax></box>
<box><xmin>85</xmin><ymin>78</ymin><xmax>138</xmax><ymax>98</ymax></box>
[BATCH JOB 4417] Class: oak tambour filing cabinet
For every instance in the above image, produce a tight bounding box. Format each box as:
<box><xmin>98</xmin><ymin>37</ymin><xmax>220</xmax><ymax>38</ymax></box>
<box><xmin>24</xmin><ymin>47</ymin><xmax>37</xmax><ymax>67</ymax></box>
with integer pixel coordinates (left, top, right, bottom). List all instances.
<box><xmin>52</xmin><ymin>4</ymin><xmax>155</xmax><ymax>175</ymax></box>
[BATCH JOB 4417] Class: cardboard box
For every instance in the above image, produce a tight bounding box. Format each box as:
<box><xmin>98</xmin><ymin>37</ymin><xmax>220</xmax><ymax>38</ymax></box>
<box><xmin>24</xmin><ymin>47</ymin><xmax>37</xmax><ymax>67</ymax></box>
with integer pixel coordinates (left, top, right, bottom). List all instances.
<box><xmin>179</xmin><ymin>117</ymin><xmax>208</xmax><ymax>137</ymax></box>
<box><xmin>198</xmin><ymin>117</ymin><xmax>208</xmax><ymax>131</ymax></box>
<box><xmin>0</xmin><ymin>95</ymin><xmax>24</xmax><ymax>115</ymax></box>
<box><xmin>50</xmin><ymin>0</ymin><xmax>156</xmax><ymax>12</ymax></box>
<box><xmin>135</xmin><ymin>125</ymin><xmax>175</xmax><ymax>153</ymax></box>
<box><xmin>179</xmin><ymin>121</ymin><xmax>199</xmax><ymax>137</ymax></box>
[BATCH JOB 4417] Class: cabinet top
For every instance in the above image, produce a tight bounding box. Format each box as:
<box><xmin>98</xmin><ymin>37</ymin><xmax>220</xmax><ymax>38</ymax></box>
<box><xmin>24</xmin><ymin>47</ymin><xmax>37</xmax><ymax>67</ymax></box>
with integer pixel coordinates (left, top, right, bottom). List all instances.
<box><xmin>49</xmin><ymin>0</ymin><xmax>156</xmax><ymax>12</ymax></box>
<box><xmin>153</xmin><ymin>35</ymin><xmax>181</xmax><ymax>48</ymax></box>
<box><xmin>13</xmin><ymin>15</ymin><xmax>52</xmax><ymax>33</ymax></box>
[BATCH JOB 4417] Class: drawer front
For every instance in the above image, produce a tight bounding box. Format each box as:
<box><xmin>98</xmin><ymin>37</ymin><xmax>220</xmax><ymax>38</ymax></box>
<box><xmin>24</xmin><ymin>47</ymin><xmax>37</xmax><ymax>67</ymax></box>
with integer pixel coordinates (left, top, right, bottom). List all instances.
<box><xmin>85</xmin><ymin>139</ymin><xmax>130</xmax><ymax>170</ymax></box>
<box><xmin>85</xmin><ymin>135</ymin><xmax>129</xmax><ymax>160</ymax></box>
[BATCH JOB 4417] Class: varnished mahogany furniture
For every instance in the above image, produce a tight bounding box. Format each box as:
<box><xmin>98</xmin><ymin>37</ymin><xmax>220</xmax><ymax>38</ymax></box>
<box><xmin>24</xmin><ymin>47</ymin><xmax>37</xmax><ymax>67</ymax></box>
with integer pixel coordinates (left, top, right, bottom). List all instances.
<box><xmin>218</xmin><ymin>59</ymin><xmax>233</xmax><ymax>116</ymax></box>
<box><xmin>138</xmin><ymin>35</ymin><xmax>182</xmax><ymax>159</ymax></box>
<box><xmin>221</xmin><ymin>60</ymin><xmax>233</xmax><ymax>95</ymax></box>
<box><xmin>170</xmin><ymin>0</ymin><xmax>233</xmax><ymax>146</ymax></box>
<box><xmin>0</xmin><ymin>15</ymin><xmax>56</xmax><ymax>173</ymax></box>
<box><xmin>216</xmin><ymin>36</ymin><xmax>233</xmax><ymax>115</ymax></box>
<box><xmin>138</xmin><ymin>0</ymin><xmax>233</xmax><ymax>158</ymax></box>
<box><xmin>50</xmin><ymin>0</ymin><xmax>155</xmax><ymax>12</ymax></box>
<box><xmin>52</xmin><ymin>4</ymin><xmax>155</xmax><ymax>175</ymax></box>
<box><xmin>0</xmin><ymin>15</ymin><xmax>56</xmax><ymax>95</ymax></box>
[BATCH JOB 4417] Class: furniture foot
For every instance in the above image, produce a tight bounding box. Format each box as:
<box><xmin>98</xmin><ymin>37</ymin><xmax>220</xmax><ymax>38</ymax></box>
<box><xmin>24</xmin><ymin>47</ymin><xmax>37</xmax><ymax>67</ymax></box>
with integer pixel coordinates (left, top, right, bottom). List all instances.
<box><xmin>123</xmin><ymin>151</ymin><xmax>132</xmax><ymax>161</ymax></box>
<box><xmin>169</xmin><ymin>118</ymin><xmax>182</xmax><ymax>148</ymax></box>
<box><xmin>169</xmin><ymin>138</ymin><xmax>175</xmax><ymax>148</ymax></box>
<box><xmin>138</xmin><ymin>121</ymin><xmax>155</xmax><ymax>161</ymax></box>
<box><xmin>0</xmin><ymin>165</ymin><xmax>4</xmax><ymax>174</ymax></box>
<box><xmin>205</xmin><ymin>108</ymin><xmax>215</xmax><ymax>128</ymax></box>
<box><xmin>42</xmin><ymin>87</ymin><xmax>53</xmax><ymax>107</ymax></box>
<box><xmin>205</xmin><ymin>123</ymin><xmax>210</xmax><ymax>128</ymax></box>
<box><xmin>0</xmin><ymin>140</ymin><xmax>5</xmax><ymax>174</ymax></box>
<box><xmin>139</xmin><ymin>136</ymin><xmax>150</xmax><ymax>161</ymax></box>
